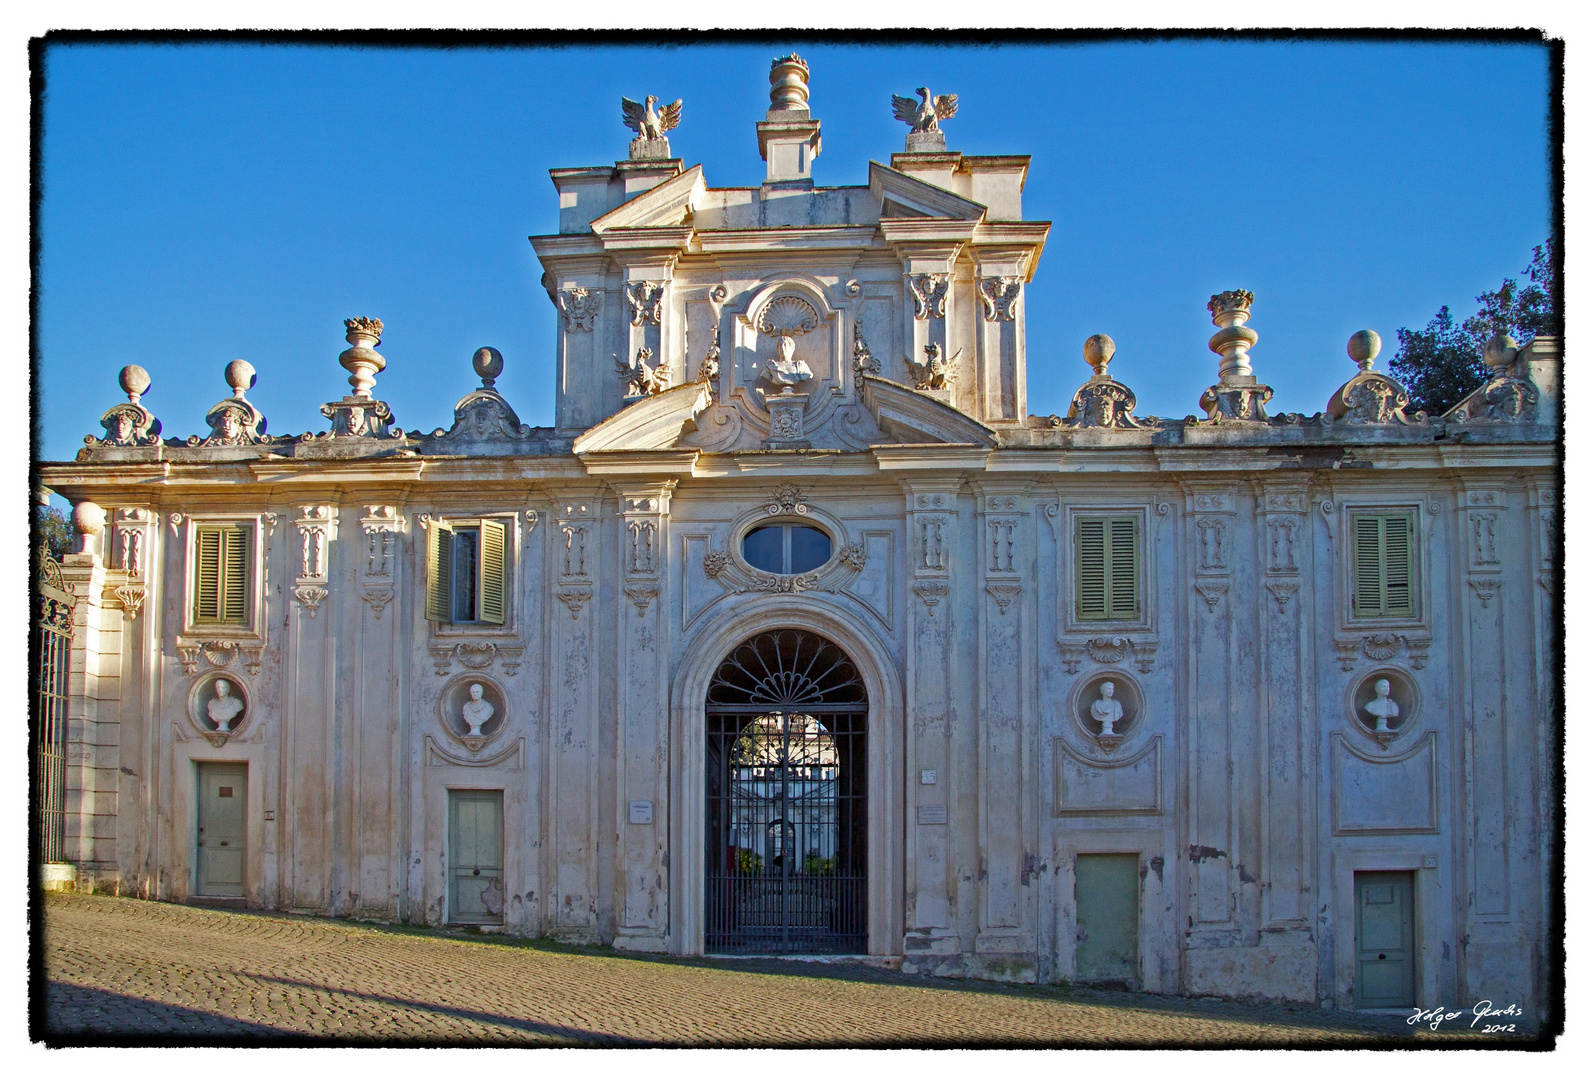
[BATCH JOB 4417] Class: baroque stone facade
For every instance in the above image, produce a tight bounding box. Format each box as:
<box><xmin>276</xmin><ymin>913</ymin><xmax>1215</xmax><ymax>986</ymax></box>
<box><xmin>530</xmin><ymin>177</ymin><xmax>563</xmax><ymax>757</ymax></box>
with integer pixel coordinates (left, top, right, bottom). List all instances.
<box><xmin>40</xmin><ymin>55</ymin><xmax>1558</xmax><ymax>1026</ymax></box>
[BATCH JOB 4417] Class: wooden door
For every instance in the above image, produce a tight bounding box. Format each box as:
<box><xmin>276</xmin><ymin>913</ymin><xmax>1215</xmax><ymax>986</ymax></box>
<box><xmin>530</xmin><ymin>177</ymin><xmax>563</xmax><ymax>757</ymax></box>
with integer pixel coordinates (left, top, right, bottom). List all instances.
<box><xmin>449</xmin><ymin>790</ymin><xmax>504</xmax><ymax>924</ymax></box>
<box><xmin>196</xmin><ymin>763</ymin><xmax>247</xmax><ymax>897</ymax></box>
<box><xmin>1355</xmin><ymin>870</ymin><xmax>1416</xmax><ymax>1008</ymax></box>
<box><xmin>1075</xmin><ymin>853</ymin><xmax>1140</xmax><ymax>983</ymax></box>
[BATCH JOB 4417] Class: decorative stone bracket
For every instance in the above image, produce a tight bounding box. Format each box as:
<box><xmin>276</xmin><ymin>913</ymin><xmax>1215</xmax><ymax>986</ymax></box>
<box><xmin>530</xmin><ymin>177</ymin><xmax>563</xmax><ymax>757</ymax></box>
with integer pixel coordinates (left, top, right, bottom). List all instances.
<box><xmin>1333</xmin><ymin>633</ymin><xmax>1431</xmax><ymax>672</ymax></box>
<box><xmin>429</xmin><ymin>641</ymin><xmax>526</xmax><ymax>677</ymax></box>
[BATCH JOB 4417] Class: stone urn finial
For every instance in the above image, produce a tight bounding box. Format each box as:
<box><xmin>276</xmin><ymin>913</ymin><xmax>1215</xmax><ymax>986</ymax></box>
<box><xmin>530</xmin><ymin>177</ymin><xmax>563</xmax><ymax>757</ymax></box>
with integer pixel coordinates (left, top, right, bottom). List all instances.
<box><xmin>769</xmin><ymin>53</ymin><xmax>811</xmax><ymax>112</ymax></box>
<box><xmin>473</xmin><ymin>346</ymin><xmax>504</xmax><ymax>389</ymax></box>
<box><xmin>1083</xmin><ymin>334</ymin><xmax>1116</xmax><ymax>378</ymax></box>
<box><xmin>1207</xmin><ymin>289</ymin><xmax>1258</xmax><ymax>380</ymax></box>
<box><xmin>119</xmin><ymin>364</ymin><xmax>151</xmax><ymax>404</ymax></box>
<box><xmin>1347</xmin><ymin>329</ymin><xmax>1382</xmax><ymax>372</ymax></box>
<box><xmin>340</xmin><ymin>317</ymin><xmax>387</xmax><ymax>399</ymax></box>
<box><xmin>224</xmin><ymin>359</ymin><xmax>256</xmax><ymax>399</ymax></box>
<box><xmin>1483</xmin><ymin>332</ymin><xmax>1519</xmax><ymax>375</ymax></box>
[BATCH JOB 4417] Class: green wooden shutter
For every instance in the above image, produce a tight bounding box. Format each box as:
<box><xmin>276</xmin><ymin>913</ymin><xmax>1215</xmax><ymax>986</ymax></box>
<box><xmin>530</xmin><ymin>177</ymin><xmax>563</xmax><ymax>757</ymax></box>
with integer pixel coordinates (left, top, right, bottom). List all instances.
<box><xmin>1076</xmin><ymin>517</ymin><xmax>1107</xmax><ymax>620</ymax></box>
<box><xmin>220</xmin><ymin>525</ymin><xmax>248</xmax><ymax>624</ymax></box>
<box><xmin>1383</xmin><ymin>515</ymin><xmax>1413</xmax><ymax>616</ymax></box>
<box><xmin>1108</xmin><ymin>517</ymin><xmax>1140</xmax><ymax>619</ymax></box>
<box><xmin>478</xmin><ymin>518</ymin><xmax>506</xmax><ymax>625</ymax></box>
<box><xmin>194</xmin><ymin>526</ymin><xmax>222</xmax><ymax>622</ymax></box>
<box><xmin>1352</xmin><ymin>512</ymin><xmax>1415</xmax><ymax>618</ymax></box>
<box><xmin>1352</xmin><ymin>514</ymin><xmax>1384</xmax><ymax>617</ymax></box>
<box><xmin>426</xmin><ymin>521</ymin><xmax>454</xmax><ymax>622</ymax></box>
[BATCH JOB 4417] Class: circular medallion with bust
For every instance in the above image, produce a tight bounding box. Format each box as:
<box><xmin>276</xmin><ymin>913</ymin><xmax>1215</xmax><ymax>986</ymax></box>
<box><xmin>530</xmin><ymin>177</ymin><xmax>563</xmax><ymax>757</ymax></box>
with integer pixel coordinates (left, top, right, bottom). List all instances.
<box><xmin>461</xmin><ymin>683</ymin><xmax>496</xmax><ymax>737</ymax></box>
<box><xmin>206</xmin><ymin>679</ymin><xmax>245</xmax><ymax>733</ymax></box>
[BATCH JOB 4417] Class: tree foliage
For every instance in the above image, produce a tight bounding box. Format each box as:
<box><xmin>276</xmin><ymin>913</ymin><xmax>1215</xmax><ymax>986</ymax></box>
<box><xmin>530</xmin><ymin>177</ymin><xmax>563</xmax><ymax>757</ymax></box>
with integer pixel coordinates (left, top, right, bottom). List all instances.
<box><xmin>1389</xmin><ymin>241</ymin><xmax>1559</xmax><ymax>417</ymax></box>
<box><xmin>36</xmin><ymin>506</ymin><xmax>75</xmax><ymax>561</ymax></box>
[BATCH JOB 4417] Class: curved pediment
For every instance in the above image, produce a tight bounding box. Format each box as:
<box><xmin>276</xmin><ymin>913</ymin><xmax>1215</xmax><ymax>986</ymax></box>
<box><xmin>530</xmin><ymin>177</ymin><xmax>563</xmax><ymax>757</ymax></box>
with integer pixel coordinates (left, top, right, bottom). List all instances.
<box><xmin>572</xmin><ymin>381</ymin><xmax>712</xmax><ymax>453</ymax></box>
<box><xmin>859</xmin><ymin>375</ymin><xmax>998</xmax><ymax>447</ymax></box>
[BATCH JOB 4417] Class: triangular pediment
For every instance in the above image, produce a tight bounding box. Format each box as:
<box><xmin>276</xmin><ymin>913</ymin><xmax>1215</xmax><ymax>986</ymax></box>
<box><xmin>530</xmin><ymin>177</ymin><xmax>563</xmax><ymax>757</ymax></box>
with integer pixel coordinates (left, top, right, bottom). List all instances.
<box><xmin>571</xmin><ymin>381</ymin><xmax>712</xmax><ymax>453</ymax></box>
<box><xmin>868</xmin><ymin>161</ymin><xmax>986</xmax><ymax>221</ymax></box>
<box><xmin>859</xmin><ymin>376</ymin><xmax>998</xmax><ymax>447</ymax></box>
<box><xmin>590</xmin><ymin>165</ymin><xmax>707</xmax><ymax>233</ymax></box>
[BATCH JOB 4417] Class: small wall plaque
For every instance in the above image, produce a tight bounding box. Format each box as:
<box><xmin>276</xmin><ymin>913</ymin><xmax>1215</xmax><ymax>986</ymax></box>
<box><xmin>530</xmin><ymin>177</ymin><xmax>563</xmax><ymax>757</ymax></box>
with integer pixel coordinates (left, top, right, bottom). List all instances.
<box><xmin>629</xmin><ymin>801</ymin><xmax>654</xmax><ymax>824</ymax></box>
<box><xmin>1422</xmin><ymin>855</ymin><xmax>1439</xmax><ymax>868</ymax></box>
<box><xmin>920</xmin><ymin>769</ymin><xmax>937</xmax><ymax>785</ymax></box>
<box><xmin>918</xmin><ymin>804</ymin><xmax>948</xmax><ymax>825</ymax></box>
<box><xmin>263</xmin><ymin>810</ymin><xmax>276</xmax><ymax>821</ymax></box>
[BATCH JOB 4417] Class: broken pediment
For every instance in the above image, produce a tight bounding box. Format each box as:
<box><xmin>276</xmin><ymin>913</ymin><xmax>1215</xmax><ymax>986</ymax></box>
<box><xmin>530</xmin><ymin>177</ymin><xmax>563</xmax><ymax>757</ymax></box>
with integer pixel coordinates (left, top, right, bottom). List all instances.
<box><xmin>571</xmin><ymin>380</ymin><xmax>712</xmax><ymax>453</ymax></box>
<box><xmin>860</xmin><ymin>375</ymin><xmax>998</xmax><ymax>447</ymax></box>
<box><xmin>590</xmin><ymin>165</ymin><xmax>707</xmax><ymax>233</ymax></box>
<box><xmin>868</xmin><ymin>160</ymin><xmax>986</xmax><ymax>221</ymax></box>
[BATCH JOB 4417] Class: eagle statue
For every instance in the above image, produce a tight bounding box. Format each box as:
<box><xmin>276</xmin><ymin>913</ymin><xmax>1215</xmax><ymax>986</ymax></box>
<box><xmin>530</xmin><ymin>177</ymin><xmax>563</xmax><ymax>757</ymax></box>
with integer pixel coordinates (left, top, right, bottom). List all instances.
<box><xmin>891</xmin><ymin>87</ymin><xmax>958</xmax><ymax>134</ymax></box>
<box><xmin>621</xmin><ymin>95</ymin><xmax>683</xmax><ymax>141</ymax></box>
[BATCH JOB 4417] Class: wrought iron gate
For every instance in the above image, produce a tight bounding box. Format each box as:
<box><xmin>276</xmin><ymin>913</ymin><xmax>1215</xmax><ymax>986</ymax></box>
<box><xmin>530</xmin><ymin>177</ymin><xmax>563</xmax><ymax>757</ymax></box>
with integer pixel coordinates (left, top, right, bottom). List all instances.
<box><xmin>34</xmin><ymin>552</ymin><xmax>74</xmax><ymax>866</ymax></box>
<box><xmin>706</xmin><ymin>630</ymin><xmax>867</xmax><ymax>954</ymax></box>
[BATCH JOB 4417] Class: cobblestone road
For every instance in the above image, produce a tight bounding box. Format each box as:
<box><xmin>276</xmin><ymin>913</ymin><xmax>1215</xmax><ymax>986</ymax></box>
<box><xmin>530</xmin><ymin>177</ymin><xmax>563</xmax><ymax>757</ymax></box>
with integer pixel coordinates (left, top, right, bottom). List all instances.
<box><xmin>39</xmin><ymin>893</ymin><xmax>1502</xmax><ymax>1047</ymax></box>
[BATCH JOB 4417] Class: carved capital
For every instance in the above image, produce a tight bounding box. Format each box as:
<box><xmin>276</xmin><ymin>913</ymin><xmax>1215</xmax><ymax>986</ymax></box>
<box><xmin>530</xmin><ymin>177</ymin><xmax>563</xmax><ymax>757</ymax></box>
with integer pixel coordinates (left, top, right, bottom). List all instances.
<box><xmin>557</xmin><ymin>286</ymin><xmax>601</xmax><ymax>332</ymax></box>
<box><xmin>1193</xmin><ymin>580</ymin><xmax>1229</xmax><ymax>612</ymax></box>
<box><xmin>624</xmin><ymin>581</ymin><xmax>660</xmax><ymax>616</ymax></box>
<box><xmin>556</xmin><ymin>583</ymin><xmax>594</xmax><ymax>620</ymax></box>
<box><xmin>912</xmin><ymin>579</ymin><xmax>950</xmax><ymax>612</ymax></box>
<box><xmin>292</xmin><ymin>584</ymin><xmax>328</xmax><ymax>616</ymax></box>
<box><xmin>977</xmin><ymin>276</ymin><xmax>1021</xmax><ymax>321</ymax></box>
<box><xmin>908</xmin><ymin>273</ymin><xmax>949</xmax><ymax>320</ymax></box>
<box><xmin>625</xmin><ymin>280</ymin><xmax>665</xmax><ymax>326</ymax></box>
<box><xmin>985</xmin><ymin>581</ymin><xmax>1022</xmax><ymax>613</ymax></box>
<box><xmin>1264</xmin><ymin>579</ymin><xmax>1299</xmax><ymax>612</ymax></box>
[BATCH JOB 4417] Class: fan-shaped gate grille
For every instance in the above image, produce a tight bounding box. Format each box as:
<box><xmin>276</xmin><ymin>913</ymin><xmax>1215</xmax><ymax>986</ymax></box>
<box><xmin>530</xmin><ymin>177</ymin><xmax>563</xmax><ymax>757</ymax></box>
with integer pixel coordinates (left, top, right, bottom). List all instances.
<box><xmin>707</xmin><ymin>630</ymin><xmax>866</xmax><ymax>709</ymax></box>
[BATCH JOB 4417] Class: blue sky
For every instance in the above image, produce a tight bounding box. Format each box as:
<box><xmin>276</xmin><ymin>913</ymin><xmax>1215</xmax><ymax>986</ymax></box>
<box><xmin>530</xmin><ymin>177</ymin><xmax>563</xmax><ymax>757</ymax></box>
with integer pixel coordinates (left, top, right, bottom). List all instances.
<box><xmin>35</xmin><ymin>37</ymin><xmax>1553</xmax><ymax>462</ymax></box>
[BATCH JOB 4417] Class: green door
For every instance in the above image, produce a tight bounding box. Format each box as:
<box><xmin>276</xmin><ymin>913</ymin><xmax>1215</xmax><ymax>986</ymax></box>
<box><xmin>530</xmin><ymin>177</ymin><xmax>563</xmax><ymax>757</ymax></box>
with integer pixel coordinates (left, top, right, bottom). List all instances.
<box><xmin>1355</xmin><ymin>870</ymin><xmax>1416</xmax><ymax>1008</ymax></box>
<box><xmin>449</xmin><ymin>790</ymin><xmax>505</xmax><ymax>925</ymax></box>
<box><xmin>1075</xmin><ymin>853</ymin><xmax>1140</xmax><ymax>983</ymax></box>
<box><xmin>196</xmin><ymin>762</ymin><xmax>247</xmax><ymax>897</ymax></box>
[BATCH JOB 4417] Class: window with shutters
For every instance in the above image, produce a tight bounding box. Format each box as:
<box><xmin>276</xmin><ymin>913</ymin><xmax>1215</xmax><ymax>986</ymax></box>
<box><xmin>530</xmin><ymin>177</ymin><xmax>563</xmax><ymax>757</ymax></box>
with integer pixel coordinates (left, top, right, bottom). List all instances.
<box><xmin>192</xmin><ymin>523</ymin><xmax>251</xmax><ymax>626</ymax></box>
<box><xmin>1075</xmin><ymin>515</ymin><xmax>1141</xmax><ymax>622</ymax></box>
<box><xmin>1350</xmin><ymin>511</ymin><xmax>1416</xmax><ymax>619</ymax></box>
<box><xmin>427</xmin><ymin>518</ymin><xmax>508</xmax><ymax>625</ymax></box>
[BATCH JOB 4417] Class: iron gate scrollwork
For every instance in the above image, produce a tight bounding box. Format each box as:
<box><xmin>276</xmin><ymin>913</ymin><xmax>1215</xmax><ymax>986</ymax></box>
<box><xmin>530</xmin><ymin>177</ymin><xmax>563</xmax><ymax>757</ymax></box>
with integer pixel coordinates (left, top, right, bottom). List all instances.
<box><xmin>706</xmin><ymin>630</ymin><xmax>867</xmax><ymax>954</ymax></box>
<box><xmin>34</xmin><ymin>552</ymin><xmax>74</xmax><ymax>866</ymax></box>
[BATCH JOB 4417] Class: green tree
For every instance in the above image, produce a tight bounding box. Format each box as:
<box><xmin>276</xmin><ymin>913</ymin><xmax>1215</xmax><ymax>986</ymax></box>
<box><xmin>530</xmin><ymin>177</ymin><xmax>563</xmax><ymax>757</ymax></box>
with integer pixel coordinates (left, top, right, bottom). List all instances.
<box><xmin>1390</xmin><ymin>241</ymin><xmax>1559</xmax><ymax>416</ymax></box>
<box><xmin>36</xmin><ymin>506</ymin><xmax>75</xmax><ymax>560</ymax></box>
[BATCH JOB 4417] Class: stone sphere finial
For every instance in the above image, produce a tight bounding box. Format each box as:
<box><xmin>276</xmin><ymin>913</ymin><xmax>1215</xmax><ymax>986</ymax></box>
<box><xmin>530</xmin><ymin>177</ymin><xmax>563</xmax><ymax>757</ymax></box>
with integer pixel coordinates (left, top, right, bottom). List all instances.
<box><xmin>339</xmin><ymin>317</ymin><xmax>387</xmax><ymax>399</ymax></box>
<box><xmin>1083</xmin><ymin>334</ymin><xmax>1116</xmax><ymax>377</ymax></box>
<box><xmin>72</xmin><ymin>500</ymin><xmax>105</xmax><ymax>553</ymax></box>
<box><xmin>1347</xmin><ymin>330</ymin><xmax>1381</xmax><ymax>371</ymax></box>
<box><xmin>1483</xmin><ymin>333</ymin><xmax>1519</xmax><ymax>373</ymax></box>
<box><xmin>224</xmin><ymin>359</ymin><xmax>256</xmax><ymax>399</ymax></box>
<box><xmin>473</xmin><ymin>346</ymin><xmax>504</xmax><ymax>388</ymax></box>
<box><xmin>769</xmin><ymin>53</ymin><xmax>811</xmax><ymax>112</ymax></box>
<box><xmin>119</xmin><ymin>364</ymin><xmax>152</xmax><ymax>403</ymax></box>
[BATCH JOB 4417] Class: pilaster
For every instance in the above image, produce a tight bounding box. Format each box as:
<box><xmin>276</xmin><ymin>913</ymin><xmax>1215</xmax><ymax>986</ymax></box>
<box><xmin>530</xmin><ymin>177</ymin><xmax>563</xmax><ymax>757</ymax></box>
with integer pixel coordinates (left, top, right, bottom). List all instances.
<box><xmin>549</xmin><ymin>489</ymin><xmax>604</xmax><ymax>939</ymax></box>
<box><xmin>971</xmin><ymin>248</ymin><xmax>1029</xmax><ymax>424</ymax></box>
<box><xmin>1254</xmin><ymin>480</ymin><xmax>1315</xmax><ymax>938</ymax></box>
<box><xmin>1181</xmin><ymin>482</ymin><xmax>1242</xmax><ymax>946</ymax></box>
<box><xmin>281</xmin><ymin>505</ymin><xmax>337</xmax><ymax>910</ymax></box>
<box><xmin>899</xmin><ymin>476</ymin><xmax>964</xmax><ymax>969</ymax></box>
<box><xmin>613</xmin><ymin>479</ymin><xmax>677</xmax><ymax>952</ymax></box>
<box><xmin>60</xmin><ymin>542</ymin><xmax>118</xmax><ymax>889</ymax></box>
<box><xmin>350</xmin><ymin>504</ymin><xmax>405</xmax><ymax>918</ymax></box>
<box><xmin>970</xmin><ymin>479</ymin><xmax>1036</xmax><ymax>971</ymax></box>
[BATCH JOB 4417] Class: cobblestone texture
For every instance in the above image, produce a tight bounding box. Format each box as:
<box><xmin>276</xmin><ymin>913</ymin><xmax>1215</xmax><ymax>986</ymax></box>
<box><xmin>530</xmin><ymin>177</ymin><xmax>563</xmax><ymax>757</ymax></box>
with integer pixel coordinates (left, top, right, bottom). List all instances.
<box><xmin>40</xmin><ymin>894</ymin><xmax>1503</xmax><ymax>1047</ymax></box>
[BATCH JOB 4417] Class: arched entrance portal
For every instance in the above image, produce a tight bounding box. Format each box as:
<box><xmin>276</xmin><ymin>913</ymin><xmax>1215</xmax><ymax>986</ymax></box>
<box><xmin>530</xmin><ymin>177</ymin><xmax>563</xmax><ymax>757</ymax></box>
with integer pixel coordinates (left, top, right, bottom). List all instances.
<box><xmin>705</xmin><ymin>630</ymin><xmax>868</xmax><ymax>954</ymax></box>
